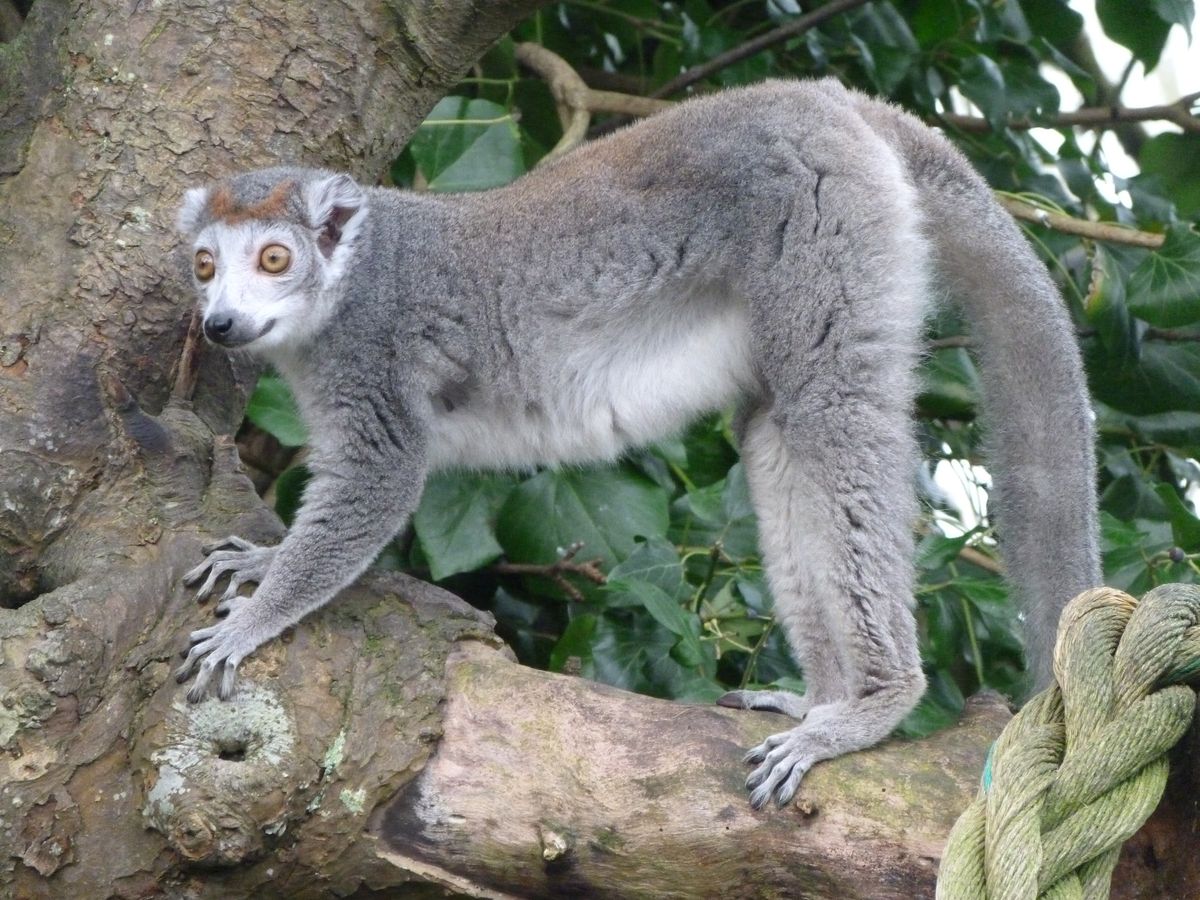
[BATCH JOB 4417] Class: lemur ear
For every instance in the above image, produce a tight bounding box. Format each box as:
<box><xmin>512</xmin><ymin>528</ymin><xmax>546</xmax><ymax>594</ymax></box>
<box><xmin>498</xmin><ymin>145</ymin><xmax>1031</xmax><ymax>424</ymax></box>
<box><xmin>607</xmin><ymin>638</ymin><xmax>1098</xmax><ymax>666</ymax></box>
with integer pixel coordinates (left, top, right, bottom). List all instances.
<box><xmin>176</xmin><ymin>186</ymin><xmax>211</xmax><ymax>236</ymax></box>
<box><xmin>303</xmin><ymin>173</ymin><xmax>366</xmax><ymax>259</ymax></box>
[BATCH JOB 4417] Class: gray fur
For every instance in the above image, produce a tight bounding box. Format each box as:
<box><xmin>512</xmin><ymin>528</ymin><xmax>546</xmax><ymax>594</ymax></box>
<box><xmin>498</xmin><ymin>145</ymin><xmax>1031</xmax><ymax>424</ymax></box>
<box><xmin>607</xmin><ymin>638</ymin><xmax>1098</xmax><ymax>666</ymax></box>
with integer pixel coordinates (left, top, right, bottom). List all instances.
<box><xmin>175</xmin><ymin>79</ymin><xmax>1099</xmax><ymax>807</ymax></box>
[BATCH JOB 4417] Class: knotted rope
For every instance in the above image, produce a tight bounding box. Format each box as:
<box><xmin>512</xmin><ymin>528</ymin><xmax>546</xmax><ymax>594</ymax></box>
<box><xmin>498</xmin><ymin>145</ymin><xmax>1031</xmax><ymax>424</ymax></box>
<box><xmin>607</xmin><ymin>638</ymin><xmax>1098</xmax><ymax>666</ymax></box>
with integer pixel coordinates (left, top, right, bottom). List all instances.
<box><xmin>937</xmin><ymin>584</ymin><xmax>1200</xmax><ymax>899</ymax></box>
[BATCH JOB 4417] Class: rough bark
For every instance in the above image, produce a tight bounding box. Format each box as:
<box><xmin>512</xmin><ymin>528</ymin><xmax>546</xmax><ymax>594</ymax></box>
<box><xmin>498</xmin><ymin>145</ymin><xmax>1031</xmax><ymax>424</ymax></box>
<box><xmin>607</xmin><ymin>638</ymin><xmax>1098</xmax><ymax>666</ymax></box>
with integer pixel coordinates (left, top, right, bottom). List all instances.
<box><xmin>0</xmin><ymin>1</ymin><xmax>1196</xmax><ymax>898</ymax></box>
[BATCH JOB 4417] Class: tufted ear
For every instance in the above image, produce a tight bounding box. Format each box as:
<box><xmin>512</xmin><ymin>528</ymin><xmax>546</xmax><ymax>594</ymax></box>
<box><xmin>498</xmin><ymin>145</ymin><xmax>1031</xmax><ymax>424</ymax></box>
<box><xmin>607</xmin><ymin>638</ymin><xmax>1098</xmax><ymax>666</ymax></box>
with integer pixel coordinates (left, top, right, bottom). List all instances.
<box><xmin>303</xmin><ymin>173</ymin><xmax>367</xmax><ymax>259</ymax></box>
<box><xmin>176</xmin><ymin>186</ymin><xmax>211</xmax><ymax>235</ymax></box>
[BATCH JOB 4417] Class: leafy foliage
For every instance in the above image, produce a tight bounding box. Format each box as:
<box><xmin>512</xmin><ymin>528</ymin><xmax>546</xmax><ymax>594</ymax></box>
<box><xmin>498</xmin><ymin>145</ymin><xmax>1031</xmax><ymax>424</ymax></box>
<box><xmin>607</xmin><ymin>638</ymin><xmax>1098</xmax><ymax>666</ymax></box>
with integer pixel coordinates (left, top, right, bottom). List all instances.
<box><xmin>248</xmin><ymin>0</ymin><xmax>1200</xmax><ymax>736</ymax></box>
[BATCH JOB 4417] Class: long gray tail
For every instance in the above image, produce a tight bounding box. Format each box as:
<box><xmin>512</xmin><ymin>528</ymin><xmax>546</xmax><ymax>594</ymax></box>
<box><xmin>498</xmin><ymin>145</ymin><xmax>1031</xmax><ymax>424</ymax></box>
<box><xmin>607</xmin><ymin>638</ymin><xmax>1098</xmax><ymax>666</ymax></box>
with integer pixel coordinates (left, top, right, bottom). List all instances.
<box><xmin>855</xmin><ymin>94</ymin><xmax>1101</xmax><ymax>689</ymax></box>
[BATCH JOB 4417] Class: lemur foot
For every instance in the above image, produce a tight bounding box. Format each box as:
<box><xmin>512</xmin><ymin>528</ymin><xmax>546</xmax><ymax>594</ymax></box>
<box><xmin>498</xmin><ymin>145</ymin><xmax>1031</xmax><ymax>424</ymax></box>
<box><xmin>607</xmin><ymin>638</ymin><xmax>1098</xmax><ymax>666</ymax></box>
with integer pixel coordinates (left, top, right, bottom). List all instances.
<box><xmin>184</xmin><ymin>535</ymin><xmax>277</xmax><ymax>615</ymax></box>
<box><xmin>740</xmin><ymin>688</ymin><xmax>918</xmax><ymax>809</ymax></box>
<box><xmin>175</xmin><ymin>608</ymin><xmax>270</xmax><ymax>702</ymax></box>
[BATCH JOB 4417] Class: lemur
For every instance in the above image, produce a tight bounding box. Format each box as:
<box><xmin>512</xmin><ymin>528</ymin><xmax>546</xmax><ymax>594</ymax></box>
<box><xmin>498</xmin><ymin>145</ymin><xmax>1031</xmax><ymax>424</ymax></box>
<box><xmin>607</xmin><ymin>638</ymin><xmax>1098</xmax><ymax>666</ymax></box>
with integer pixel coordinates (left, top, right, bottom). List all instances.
<box><xmin>175</xmin><ymin>79</ymin><xmax>1099</xmax><ymax>809</ymax></box>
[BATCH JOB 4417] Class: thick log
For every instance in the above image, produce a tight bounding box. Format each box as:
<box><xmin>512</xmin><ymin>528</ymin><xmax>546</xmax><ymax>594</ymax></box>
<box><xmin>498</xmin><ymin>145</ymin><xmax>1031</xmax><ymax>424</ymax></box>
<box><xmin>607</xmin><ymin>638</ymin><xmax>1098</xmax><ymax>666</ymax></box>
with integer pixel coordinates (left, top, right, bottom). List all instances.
<box><xmin>376</xmin><ymin>643</ymin><xmax>1002</xmax><ymax>899</ymax></box>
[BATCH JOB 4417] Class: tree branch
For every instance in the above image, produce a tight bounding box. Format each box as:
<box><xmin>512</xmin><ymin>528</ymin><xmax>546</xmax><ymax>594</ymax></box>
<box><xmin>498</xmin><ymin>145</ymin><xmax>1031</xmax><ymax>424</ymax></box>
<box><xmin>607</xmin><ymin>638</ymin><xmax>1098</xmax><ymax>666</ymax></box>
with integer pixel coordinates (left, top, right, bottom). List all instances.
<box><xmin>933</xmin><ymin>327</ymin><xmax>1200</xmax><ymax>352</ymax></box>
<box><xmin>938</xmin><ymin>92</ymin><xmax>1200</xmax><ymax>136</ymax></box>
<box><xmin>515</xmin><ymin>42</ymin><xmax>670</xmax><ymax>163</ymax></box>
<box><xmin>650</xmin><ymin>0</ymin><xmax>871</xmax><ymax>98</ymax></box>
<box><xmin>998</xmin><ymin>196</ymin><xmax>1166</xmax><ymax>249</ymax></box>
<box><xmin>490</xmin><ymin>540</ymin><xmax>607</xmax><ymax>601</ymax></box>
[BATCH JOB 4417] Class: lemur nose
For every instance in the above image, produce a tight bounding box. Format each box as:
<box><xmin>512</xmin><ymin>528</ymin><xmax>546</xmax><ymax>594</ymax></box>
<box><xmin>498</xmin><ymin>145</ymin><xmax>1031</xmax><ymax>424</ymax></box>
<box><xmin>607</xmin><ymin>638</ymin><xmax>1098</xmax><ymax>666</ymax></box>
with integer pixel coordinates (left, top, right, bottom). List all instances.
<box><xmin>203</xmin><ymin>316</ymin><xmax>235</xmax><ymax>342</ymax></box>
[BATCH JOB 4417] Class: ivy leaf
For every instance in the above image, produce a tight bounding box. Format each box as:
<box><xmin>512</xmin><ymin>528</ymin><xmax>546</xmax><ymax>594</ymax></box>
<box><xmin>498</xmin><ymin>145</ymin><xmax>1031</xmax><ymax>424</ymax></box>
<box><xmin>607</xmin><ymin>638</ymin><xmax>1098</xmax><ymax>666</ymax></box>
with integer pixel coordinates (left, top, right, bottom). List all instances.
<box><xmin>1097</xmin><ymin>0</ymin><xmax>1173</xmax><ymax>70</ymax></box>
<box><xmin>245</xmin><ymin>375</ymin><xmax>307</xmax><ymax>447</ymax></box>
<box><xmin>607</xmin><ymin>537</ymin><xmax>688</xmax><ymax>601</ymax></box>
<box><xmin>1154</xmin><ymin>484</ymin><xmax>1200</xmax><ymax>552</ymax></box>
<box><xmin>1127</xmin><ymin>226</ymin><xmax>1200</xmax><ymax>328</ymax></box>
<box><xmin>609</xmin><ymin>577</ymin><xmax>693</xmax><ymax>638</ymax></box>
<box><xmin>1138</xmin><ymin>134</ymin><xmax>1200</xmax><ymax>219</ymax></box>
<box><xmin>918</xmin><ymin>347</ymin><xmax>981</xmax><ymax>418</ymax></box>
<box><xmin>497</xmin><ymin>466</ymin><xmax>670</xmax><ymax>568</ymax></box>
<box><xmin>1086</xmin><ymin>339</ymin><xmax>1200</xmax><ymax>415</ymax></box>
<box><xmin>409</xmin><ymin>97</ymin><xmax>525</xmax><ymax>192</ymax></box>
<box><xmin>1152</xmin><ymin>0</ymin><xmax>1194</xmax><ymax>39</ymax></box>
<box><xmin>1084</xmin><ymin>244</ymin><xmax>1142</xmax><ymax>362</ymax></box>
<box><xmin>273</xmin><ymin>465</ymin><xmax>310</xmax><ymax>527</ymax></box>
<box><xmin>413</xmin><ymin>472</ymin><xmax>518</xmax><ymax>581</ymax></box>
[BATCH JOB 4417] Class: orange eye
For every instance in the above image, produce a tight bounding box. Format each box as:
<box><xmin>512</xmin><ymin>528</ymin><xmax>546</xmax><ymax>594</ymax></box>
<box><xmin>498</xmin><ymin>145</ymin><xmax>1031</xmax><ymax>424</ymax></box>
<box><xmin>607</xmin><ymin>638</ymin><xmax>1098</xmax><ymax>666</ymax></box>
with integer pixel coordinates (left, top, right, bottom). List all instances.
<box><xmin>194</xmin><ymin>250</ymin><xmax>215</xmax><ymax>282</ymax></box>
<box><xmin>259</xmin><ymin>244</ymin><xmax>292</xmax><ymax>274</ymax></box>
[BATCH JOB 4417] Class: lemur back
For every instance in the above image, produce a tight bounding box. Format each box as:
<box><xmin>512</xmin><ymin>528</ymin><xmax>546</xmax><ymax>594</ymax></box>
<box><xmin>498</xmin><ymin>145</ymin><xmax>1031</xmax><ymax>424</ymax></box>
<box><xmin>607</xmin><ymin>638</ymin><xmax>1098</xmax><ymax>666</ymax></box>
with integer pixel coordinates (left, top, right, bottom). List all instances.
<box><xmin>176</xmin><ymin>78</ymin><xmax>1099</xmax><ymax>809</ymax></box>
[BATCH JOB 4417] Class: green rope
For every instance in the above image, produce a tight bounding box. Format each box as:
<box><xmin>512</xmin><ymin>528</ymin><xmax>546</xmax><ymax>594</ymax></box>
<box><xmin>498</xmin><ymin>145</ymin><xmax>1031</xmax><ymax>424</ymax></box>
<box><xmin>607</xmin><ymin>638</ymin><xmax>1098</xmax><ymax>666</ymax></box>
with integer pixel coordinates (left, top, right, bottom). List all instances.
<box><xmin>937</xmin><ymin>584</ymin><xmax>1200</xmax><ymax>900</ymax></box>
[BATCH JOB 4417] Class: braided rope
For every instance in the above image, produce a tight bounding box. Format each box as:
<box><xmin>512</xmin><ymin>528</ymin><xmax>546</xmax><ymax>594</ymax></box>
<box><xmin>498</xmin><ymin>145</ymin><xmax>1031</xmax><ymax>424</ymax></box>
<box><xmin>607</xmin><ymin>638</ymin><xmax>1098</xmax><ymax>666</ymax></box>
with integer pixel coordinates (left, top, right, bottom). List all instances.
<box><xmin>938</xmin><ymin>584</ymin><xmax>1200</xmax><ymax>899</ymax></box>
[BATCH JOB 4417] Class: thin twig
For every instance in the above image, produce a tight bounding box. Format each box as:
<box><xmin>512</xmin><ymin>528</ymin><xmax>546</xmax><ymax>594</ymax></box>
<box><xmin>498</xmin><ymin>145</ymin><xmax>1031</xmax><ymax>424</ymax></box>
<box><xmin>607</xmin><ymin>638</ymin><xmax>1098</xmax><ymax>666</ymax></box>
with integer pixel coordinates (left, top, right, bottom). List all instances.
<box><xmin>958</xmin><ymin>545</ymin><xmax>1002</xmax><ymax>575</ymax></box>
<box><xmin>650</xmin><ymin>0</ymin><xmax>871</xmax><ymax>98</ymax></box>
<box><xmin>932</xmin><ymin>327</ymin><xmax>1200</xmax><ymax>351</ymax></box>
<box><xmin>491</xmin><ymin>541</ymin><xmax>607</xmax><ymax>601</ymax></box>
<box><xmin>999</xmin><ymin>196</ymin><xmax>1165</xmax><ymax>249</ymax></box>
<box><xmin>938</xmin><ymin>91</ymin><xmax>1200</xmax><ymax>136</ymax></box>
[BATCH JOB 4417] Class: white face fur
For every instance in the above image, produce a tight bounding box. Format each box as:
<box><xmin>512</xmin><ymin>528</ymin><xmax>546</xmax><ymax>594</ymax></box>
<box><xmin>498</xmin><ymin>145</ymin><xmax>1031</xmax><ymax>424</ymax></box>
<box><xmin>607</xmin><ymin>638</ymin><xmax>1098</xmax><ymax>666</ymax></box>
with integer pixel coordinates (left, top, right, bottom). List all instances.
<box><xmin>178</xmin><ymin>174</ymin><xmax>366</xmax><ymax>357</ymax></box>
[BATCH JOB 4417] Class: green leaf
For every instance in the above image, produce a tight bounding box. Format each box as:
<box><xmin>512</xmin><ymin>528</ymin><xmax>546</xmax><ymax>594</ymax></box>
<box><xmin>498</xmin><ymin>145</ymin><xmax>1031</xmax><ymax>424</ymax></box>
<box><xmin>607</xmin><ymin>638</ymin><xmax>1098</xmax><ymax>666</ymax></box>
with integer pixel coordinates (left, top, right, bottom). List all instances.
<box><xmin>245</xmin><ymin>375</ymin><xmax>307</xmax><ymax>447</ymax></box>
<box><xmin>1097</xmin><ymin>0</ymin><xmax>1173</xmax><ymax>70</ymax></box>
<box><xmin>409</xmin><ymin>97</ymin><xmax>525</xmax><ymax>192</ymax></box>
<box><xmin>1097</xmin><ymin>445</ymin><xmax>1170</xmax><ymax>521</ymax></box>
<box><xmin>956</xmin><ymin>54</ymin><xmax>1006</xmax><ymax>126</ymax></box>
<box><xmin>1153</xmin><ymin>0</ymin><xmax>1194</xmax><ymax>39</ymax></box>
<box><xmin>550</xmin><ymin>610</ymin><xmax>718</xmax><ymax>700</ymax></box>
<box><xmin>1084</xmin><ymin>244</ymin><xmax>1141</xmax><ymax>362</ymax></box>
<box><xmin>1126</xmin><ymin>227</ymin><xmax>1200</xmax><ymax>328</ymax></box>
<box><xmin>610</xmin><ymin>577</ymin><xmax>692</xmax><ymax>637</ymax></box>
<box><xmin>956</xmin><ymin>56</ymin><xmax>1059</xmax><ymax>124</ymax></box>
<box><xmin>1124</xmin><ymin>410</ymin><xmax>1200</xmax><ymax>457</ymax></box>
<box><xmin>1023</xmin><ymin>0</ymin><xmax>1084</xmax><ymax>49</ymax></box>
<box><xmin>1100</xmin><ymin>514</ymin><xmax>1174</xmax><ymax>592</ymax></box>
<box><xmin>1085</xmin><ymin>339</ymin><xmax>1200</xmax><ymax>414</ymax></box>
<box><xmin>911</xmin><ymin>0</ymin><xmax>966</xmax><ymax>47</ymax></box>
<box><xmin>671</xmin><ymin>464</ymin><xmax>759</xmax><ymax>559</ymax></box>
<box><xmin>916</xmin><ymin>531</ymin><xmax>974</xmax><ymax>572</ymax></box>
<box><xmin>1154</xmin><ymin>484</ymin><xmax>1200</xmax><ymax>551</ymax></box>
<box><xmin>919</xmin><ymin>347</ymin><xmax>981</xmax><ymax>417</ymax></box>
<box><xmin>412</xmin><ymin>472</ymin><xmax>518</xmax><ymax>580</ymax></box>
<box><xmin>497</xmin><ymin>466</ymin><xmax>670</xmax><ymax>568</ymax></box>
<box><xmin>1138</xmin><ymin>134</ymin><xmax>1200</xmax><ymax>219</ymax></box>
<box><xmin>898</xmin><ymin>670</ymin><xmax>963</xmax><ymax>738</ymax></box>
<box><xmin>607</xmin><ymin>537</ymin><xmax>688</xmax><ymax>600</ymax></box>
<box><xmin>273</xmin><ymin>464</ymin><xmax>310</xmax><ymax>526</ymax></box>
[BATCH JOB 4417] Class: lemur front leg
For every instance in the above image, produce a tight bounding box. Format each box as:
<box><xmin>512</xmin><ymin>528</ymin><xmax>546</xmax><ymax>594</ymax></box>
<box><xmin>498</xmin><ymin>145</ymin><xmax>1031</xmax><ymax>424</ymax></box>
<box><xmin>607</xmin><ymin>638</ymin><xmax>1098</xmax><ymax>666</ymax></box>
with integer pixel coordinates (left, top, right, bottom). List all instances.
<box><xmin>177</xmin><ymin>421</ymin><xmax>427</xmax><ymax>702</ymax></box>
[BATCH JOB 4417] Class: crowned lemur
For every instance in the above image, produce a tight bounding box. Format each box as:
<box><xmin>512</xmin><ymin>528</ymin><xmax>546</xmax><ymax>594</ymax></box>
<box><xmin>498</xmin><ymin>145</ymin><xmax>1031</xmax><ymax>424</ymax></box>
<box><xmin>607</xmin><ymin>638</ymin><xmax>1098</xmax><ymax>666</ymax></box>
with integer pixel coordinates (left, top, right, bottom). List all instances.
<box><xmin>175</xmin><ymin>79</ymin><xmax>1099</xmax><ymax>809</ymax></box>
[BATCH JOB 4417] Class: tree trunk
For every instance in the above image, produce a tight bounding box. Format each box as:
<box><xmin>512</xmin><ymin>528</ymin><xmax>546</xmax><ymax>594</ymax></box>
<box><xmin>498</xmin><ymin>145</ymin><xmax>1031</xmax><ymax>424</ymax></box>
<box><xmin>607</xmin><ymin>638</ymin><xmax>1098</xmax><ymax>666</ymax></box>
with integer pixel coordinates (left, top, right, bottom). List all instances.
<box><xmin>0</xmin><ymin>2</ymin><xmax>1196</xmax><ymax>898</ymax></box>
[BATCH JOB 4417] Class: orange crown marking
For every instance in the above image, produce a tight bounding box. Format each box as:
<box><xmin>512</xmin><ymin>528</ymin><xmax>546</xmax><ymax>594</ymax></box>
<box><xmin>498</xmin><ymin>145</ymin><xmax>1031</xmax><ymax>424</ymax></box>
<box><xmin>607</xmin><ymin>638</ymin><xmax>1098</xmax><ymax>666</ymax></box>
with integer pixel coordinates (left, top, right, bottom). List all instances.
<box><xmin>208</xmin><ymin>179</ymin><xmax>296</xmax><ymax>224</ymax></box>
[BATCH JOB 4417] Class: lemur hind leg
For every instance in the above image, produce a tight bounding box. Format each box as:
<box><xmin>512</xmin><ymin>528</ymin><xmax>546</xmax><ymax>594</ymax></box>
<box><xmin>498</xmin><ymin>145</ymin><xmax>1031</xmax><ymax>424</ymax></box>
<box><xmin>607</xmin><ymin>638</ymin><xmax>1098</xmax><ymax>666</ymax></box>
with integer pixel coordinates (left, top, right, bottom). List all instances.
<box><xmin>727</xmin><ymin>153</ymin><xmax>931</xmax><ymax>808</ymax></box>
<box><xmin>735</xmin><ymin>401</ymin><xmax>926</xmax><ymax>808</ymax></box>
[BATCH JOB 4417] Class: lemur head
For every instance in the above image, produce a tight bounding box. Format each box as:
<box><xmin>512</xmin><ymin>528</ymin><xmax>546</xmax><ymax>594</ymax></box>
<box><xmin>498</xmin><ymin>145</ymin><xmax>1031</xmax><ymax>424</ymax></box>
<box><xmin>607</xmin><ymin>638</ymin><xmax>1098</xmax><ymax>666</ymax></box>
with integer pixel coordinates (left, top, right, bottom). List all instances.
<box><xmin>177</xmin><ymin>168</ymin><xmax>367</xmax><ymax>355</ymax></box>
